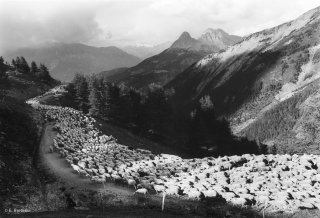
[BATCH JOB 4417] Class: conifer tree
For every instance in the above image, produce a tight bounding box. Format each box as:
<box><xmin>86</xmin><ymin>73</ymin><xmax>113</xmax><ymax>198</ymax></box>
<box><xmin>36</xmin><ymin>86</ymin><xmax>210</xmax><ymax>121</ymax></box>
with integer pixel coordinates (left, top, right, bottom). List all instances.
<box><xmin>88</xmin><ymin>75</ymin><xmax>101</xmax><ymax>117</ymax></box>
<box><xmin>144</xmin><ymin>84</ymin><xmax>170</xmax><ymax>134</ymax></box>
<box><xmin>0</xmin><ymin>57</ymin><xmax>8</xmax><ymax>77</ymax></box>
<box><xmin>73</xmin><ymin>74</ymin><xmax>89</xmax><ymax>113</ymax></box>
<box><xmin>30</xmin><ymin>61</ymin><xmax>38</xmax><ymax>75</ymax></box>
<box><xmin>11</xmin><ymin>59</ymin><xmax>16</xmax><ymax>69</ymax></box>
<box><xmin>20</xmin><ymin>56</ymin><xmax>30</xmax><ymax>73</ymax></box>
<box><xmin>107</xmin><ymin>84</ymin><xmax>121</xmax><ymax>121</ymax></box>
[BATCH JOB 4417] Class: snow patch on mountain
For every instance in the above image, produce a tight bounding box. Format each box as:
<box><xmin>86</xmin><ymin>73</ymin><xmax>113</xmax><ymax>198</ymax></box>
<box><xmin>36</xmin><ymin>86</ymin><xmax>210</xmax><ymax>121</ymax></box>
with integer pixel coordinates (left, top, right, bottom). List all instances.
<box><xmin>284</xmin><ymin>39</ymin><xmax>293</xmax><ymax>46</ymax></box>
<box><xmin>196</xmin><ymin>34</ymin><xmax>263</xmax><ymax>67</ymax></box>
<box><xmin>220</xmin><ymin>35</ymin><xmax>264</xmax><ymax>61</ymax></box>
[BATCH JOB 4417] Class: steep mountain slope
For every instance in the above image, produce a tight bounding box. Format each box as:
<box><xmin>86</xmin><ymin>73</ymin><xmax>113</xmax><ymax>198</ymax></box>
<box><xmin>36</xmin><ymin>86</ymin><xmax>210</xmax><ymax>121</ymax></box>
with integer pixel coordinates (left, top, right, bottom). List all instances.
<box><xmin>3</xmin><ymin>43</ymin><xmax>141</xmax><ymax>82</ymax></box>
<box><xmin>121</xmin><ymin>41</ymin><xmax>172</xmax><ymax>59</ymax></box>
<box><xmin>166</xmin><ymin>6</ymin><xmax>320</xmax><ymax>153</ymax></box>
<box><xmin>101</xmin><ymin>30</ymin><xmax>241</xmax><ymax>89</ymax></box>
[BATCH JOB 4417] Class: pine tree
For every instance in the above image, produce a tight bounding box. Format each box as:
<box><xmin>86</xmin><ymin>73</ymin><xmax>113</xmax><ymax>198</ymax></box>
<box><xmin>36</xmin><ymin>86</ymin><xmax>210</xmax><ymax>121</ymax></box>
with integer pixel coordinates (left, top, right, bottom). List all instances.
<box><xmin>68</xmin><ymin>74</ymin><xmax>83</xmax><ymax>110</ymax></box>
<box><xmin>97</xmin><ymin>78</ymin><xmax>107</xmax><ymax>117</ymax></box>
<box><xmin>20</xmin><ymin>56</ymin><xmax>30</xmax><ymax>73</ymax></box>
<box><xmin>0</xmin><ymin>57</ymin><xmax>8</xmax><ymax>77</ymax></box>
<box><xmin>127</xmin><ymin>88</ymin><xmax>143</xmax><ymax>129</ymax></box>
<box><xmin>144</xmin><ymin>84</ymin><xmax>171</xmax><ymax>135</ymax></box>
<box><xmin>107</xmin><ymin>84</ymin><xmax>121</xmax><ymax>121</ymax></box>
<box><xmin>74</xmin><ymin>74</ymin><xmax>89</xmax><ymax>113</ymax></box>
<box><xmin>38</xmin><ymin>64</ymin><xmax>50</xmax><ymax>79</ymax></box>
<box><xmin>15</xmin><ymin>57</ymin><xmax>22</xmax><ymax>71</ymax></box>
<box><xmin>11</xmin><ymin>59</ymin><xmax>16</xmax><ymax>69</ymax></box>
<box><xmin>88</xmin><ymin>76</ymin><xmax>101</xmax><ymax>117</ymax></box>
<box><xmin>30</xmin><ymin>61</ymin><xmax>38</xmax><ymax>75</ymax></box>
<box><xmin>187</xmin><ymin>95</ymin><xmax>219</xmax><ymax>155</ymax></box>
<box><xmin>103</xmin><ymin>81</ymin><xmax>112</xmax><ymax>120</ymax></box>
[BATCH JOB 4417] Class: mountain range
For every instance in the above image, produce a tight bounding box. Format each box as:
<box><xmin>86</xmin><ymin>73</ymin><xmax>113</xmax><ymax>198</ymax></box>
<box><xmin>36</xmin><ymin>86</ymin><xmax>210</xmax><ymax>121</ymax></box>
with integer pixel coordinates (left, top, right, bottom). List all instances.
<box><xmin>121</xmin><ymin>42</ymin><xmax>172</xmax><ymax>59</ymax></box>
<box><xmin>100</xmin><ymin>29</ymin><xmax>241</xmax><ymax>89</ymax></box>
<box><xmin>170</xmin><ymin>29</ymin><xmax>241</xmax><ymax>52</ymax></box>
<box><xmin>2</xmin><ymin>43</ymin><xmax>141</xmax><ymax>82</ymax></box>
<box><xmin>166</xmin><ymin>6</ymin><xmax>320</xmax><ymax>153</ymax></box>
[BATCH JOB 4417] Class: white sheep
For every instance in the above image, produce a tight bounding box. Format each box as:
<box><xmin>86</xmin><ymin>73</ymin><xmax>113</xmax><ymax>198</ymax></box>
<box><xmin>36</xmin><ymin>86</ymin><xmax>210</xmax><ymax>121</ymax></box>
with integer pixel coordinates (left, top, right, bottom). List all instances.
<box><xmin>71</xmin><ymin>164</ymin><xmax>80</xmax><ymax>174</ymax></box>
<box><xmin>134</xmin><ymin>188</ymin><xmax>148</xmax><ymax>195</ymax></box>
<box><xmin>127</xmin><ymin>179</ymin><xmax>136</xmax><ymax>189</ymax></box>
<box><xmin>154</xmin><ymin>185</ymin><xmax>165</xmax><ymax>193</ymax></box>
<box><xmin>203</xmin><ymin>190</ymin><xmax>218</xmax><ymax>198</ymax></box>
<box><xmin>186</xmin><ymin>190</ymin><xmax>201</xmax><ymax>199</ymax></box>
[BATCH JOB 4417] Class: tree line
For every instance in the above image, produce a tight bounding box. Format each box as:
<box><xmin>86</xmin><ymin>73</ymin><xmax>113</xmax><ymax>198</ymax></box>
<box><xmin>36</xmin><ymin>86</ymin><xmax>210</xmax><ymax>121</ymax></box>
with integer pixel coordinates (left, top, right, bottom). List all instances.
<box><xmin>66</xmin><ymin>73</ymin><xmax>266</xmax><ymax>157</ymax></box>
<box><xmin>0</xmin><ymin>56</ymin><xmax>54</xmax><ymax>82</ymax></box>
<box><xmin>0</xmin><ymin>56</ymin><xmax>57</xmax><ymax>101</ymax></box>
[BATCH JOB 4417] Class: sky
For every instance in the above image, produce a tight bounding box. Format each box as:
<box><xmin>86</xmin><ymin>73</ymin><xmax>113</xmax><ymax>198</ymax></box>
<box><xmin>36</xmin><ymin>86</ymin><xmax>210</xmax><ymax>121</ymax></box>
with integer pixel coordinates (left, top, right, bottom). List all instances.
<box><xmin>0</xmin><ymin>0</ymin><xmax>319</xmax><ymax>52</ymax></box>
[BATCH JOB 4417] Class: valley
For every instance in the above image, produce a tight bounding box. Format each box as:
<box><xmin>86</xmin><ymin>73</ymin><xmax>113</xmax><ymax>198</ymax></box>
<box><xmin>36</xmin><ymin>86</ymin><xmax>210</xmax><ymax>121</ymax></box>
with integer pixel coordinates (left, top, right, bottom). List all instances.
<box><xmin>3</xmin><ymin>3</ymin><xmax>320</xmax><ymax>218</ymax></box>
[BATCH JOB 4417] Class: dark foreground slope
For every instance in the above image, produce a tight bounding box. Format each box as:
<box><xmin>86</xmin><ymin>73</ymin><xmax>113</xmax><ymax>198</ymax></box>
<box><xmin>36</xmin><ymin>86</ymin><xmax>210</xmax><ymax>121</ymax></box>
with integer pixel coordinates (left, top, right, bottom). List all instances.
<box><xmin>0</xmin><ymin>63</ymin><xmax>59</xmax><ymax>212</ymax></box>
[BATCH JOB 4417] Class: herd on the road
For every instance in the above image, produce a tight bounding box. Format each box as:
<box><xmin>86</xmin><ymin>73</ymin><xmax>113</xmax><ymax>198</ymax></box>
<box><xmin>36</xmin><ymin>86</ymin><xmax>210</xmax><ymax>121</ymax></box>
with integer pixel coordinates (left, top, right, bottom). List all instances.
<box><xmin>27</xmin><ymin>89</ymin><xmax>320</xmax><ymax>212</ymax></box>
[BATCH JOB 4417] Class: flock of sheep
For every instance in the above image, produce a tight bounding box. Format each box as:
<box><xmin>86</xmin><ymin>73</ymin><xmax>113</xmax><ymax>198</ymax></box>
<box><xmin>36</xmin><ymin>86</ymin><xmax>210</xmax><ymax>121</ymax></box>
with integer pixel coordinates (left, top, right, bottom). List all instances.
<box><xmin>27</xmin><ymin>88</ymin><xmax>320</xmax><ymax>213</ymax></box>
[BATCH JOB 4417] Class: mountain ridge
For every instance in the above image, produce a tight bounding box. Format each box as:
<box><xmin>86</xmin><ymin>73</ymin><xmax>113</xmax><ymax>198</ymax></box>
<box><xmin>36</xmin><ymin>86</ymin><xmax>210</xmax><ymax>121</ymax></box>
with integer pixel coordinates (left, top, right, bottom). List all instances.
<box><xmin>100</xmin><ymin>29</ymin><xmax>241</xmax><ymax>89</ymax></box>
<box><xmin>2</xmin><ymin>43</ymin><xmax>141</xmax><ymax>82</ymax></box>
<box><xmin>121</xmin><ymin>41</ymin><xmax>172</xmax><ymax>59</ymax></box>
<box><xmin>166</xmin><ymin>5</ymin><xmax>320</xmax><ymax>153</ymax></box>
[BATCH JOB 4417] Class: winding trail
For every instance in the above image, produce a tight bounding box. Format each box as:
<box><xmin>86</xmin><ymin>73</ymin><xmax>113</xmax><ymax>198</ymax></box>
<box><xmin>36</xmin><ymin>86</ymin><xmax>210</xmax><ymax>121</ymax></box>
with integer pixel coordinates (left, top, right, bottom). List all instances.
<box><xmin>39</xmin><ymin>123</ymin><xmax>134</xmax><ymax>195</ymax></box>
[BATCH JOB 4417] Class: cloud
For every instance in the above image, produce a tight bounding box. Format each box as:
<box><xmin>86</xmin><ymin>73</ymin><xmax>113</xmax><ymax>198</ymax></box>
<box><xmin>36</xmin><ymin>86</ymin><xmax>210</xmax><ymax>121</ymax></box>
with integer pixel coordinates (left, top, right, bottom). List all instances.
<box><xmin>0</xmin><ymin>0</ymin><xmax>103</xmax><ymax>52</ymax></box>
<box><xmin>0</xmin><ymin>0</ymin><xmax>319</xmax><ymax>52</ymax></box>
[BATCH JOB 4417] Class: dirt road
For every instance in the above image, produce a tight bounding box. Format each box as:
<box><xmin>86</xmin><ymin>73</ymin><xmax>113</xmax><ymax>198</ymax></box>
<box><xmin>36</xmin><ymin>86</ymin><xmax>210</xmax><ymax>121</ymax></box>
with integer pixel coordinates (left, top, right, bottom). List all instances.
<box><xmin>39</xmin><ymin>124</ymin><xmax>134</xmax><ymax>195</ymax></box>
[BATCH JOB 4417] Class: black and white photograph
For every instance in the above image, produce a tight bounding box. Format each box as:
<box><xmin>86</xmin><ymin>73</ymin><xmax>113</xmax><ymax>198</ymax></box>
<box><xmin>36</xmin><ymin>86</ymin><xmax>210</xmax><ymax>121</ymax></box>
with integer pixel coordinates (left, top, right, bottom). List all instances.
<box><xmin>1</xmin><ymin>0</ymin><xmax>320</xmax><ymax>217</ymax></box>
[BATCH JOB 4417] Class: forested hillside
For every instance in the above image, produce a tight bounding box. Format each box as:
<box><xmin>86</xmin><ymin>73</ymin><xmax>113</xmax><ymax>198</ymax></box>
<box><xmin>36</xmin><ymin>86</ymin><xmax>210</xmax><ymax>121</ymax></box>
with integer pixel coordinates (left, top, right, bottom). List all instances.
<box><xmin>63</xmin><ymin>74</ymin><xmax>265</xmax><ymax>157</ymax></box>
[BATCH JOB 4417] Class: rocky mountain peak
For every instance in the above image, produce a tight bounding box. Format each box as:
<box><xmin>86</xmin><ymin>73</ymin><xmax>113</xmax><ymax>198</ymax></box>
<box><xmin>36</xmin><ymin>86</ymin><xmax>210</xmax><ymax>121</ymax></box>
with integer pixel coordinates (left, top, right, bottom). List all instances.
<box><xmin>170</xmin><ymin>31</ymin><xmax>199</xmax><ymax>50</ymax></box>
<box><xmin>179</xmin><ymin>31</ymin><xmax>193</xmax><ymax>39</ymax></box>
<box><xmin>199</xmin><ymin>28</ymin><xmax>242</xmax><ymax>50</ymax></box>
<box><xmin>201</xmin><ymin>28</ymin><xmax>227</xmax><ymax>39</ymax></box>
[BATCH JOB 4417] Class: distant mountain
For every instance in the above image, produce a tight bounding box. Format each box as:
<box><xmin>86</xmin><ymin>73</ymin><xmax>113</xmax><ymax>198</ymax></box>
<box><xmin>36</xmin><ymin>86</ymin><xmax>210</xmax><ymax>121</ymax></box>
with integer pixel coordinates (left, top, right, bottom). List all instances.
<box><xmin>170</xmin><ymin>29</ymin><xmax>242</xmax><ymax>52</ymax></box>
<box><xmin>3</xmin><ymin>43</ymin><xmax>141</xmax><ymax>82</ymax></box>
<box><xmin>199</xmin><ymin>28</ymin><xmax>242</xmax><ymax>51</ymax></box>
<box><xmin>166</xmin><ymin>6</ymin><xmax>320</xmax><ymax>154</ymax></box>
<box><xmin>100</xmin><ymin>29</ymin><xmax>241</xmax><ymax>89</ymax></box>
<box><xmin>121</xmin><ymin>41</ymin><xmax>172</xmax><ymax>59</ymax></box>
<box><xmin>169</xmin><ymin>32</ymin><xmax>202</xmax><ymax>50</ymax></box>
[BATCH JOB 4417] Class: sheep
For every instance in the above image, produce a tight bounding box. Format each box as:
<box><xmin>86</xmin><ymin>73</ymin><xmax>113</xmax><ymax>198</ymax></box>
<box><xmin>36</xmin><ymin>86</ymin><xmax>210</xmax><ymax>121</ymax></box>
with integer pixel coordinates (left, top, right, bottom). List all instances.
<box><xmin>127</xmin><ymin>179</ymin><xmax>136</xmax><ymax>189</ymax></box>
<box><xmin>185</xmin><ymin>189</ymin><xmax>202</xmax><ymax>199</ymax></box>
<box><xmin>111</xmin><ymin>174</ymin><xmax>122</xmax><ymax>183</ymax></box>
<box><xmin>48</xmin><ymin>145</ymin><xmax>54</xmax><ymax>153</ymax></box>
<box><xmin>203</xmin><ymin>190</ymin><xmax>218</xmax><ymax>198</ymax></box>
<box><xmin>164</xmin><ymin>186</ymin><xmax>179</xmax><ymax>196</ymax></box>
<box><xmin>71</xmin><ymin>164</ymin><xmax>80</xmax><ymax>174</ymax></box>
<box><xmin>154</xmin><ymin>185</ymin><xmax>165</xmax><ymax>193</ymax></box>
<box><xmin>134</xmin><ymin>188</ymin><xmax>148</xmax><ymax>195</ymax></box>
